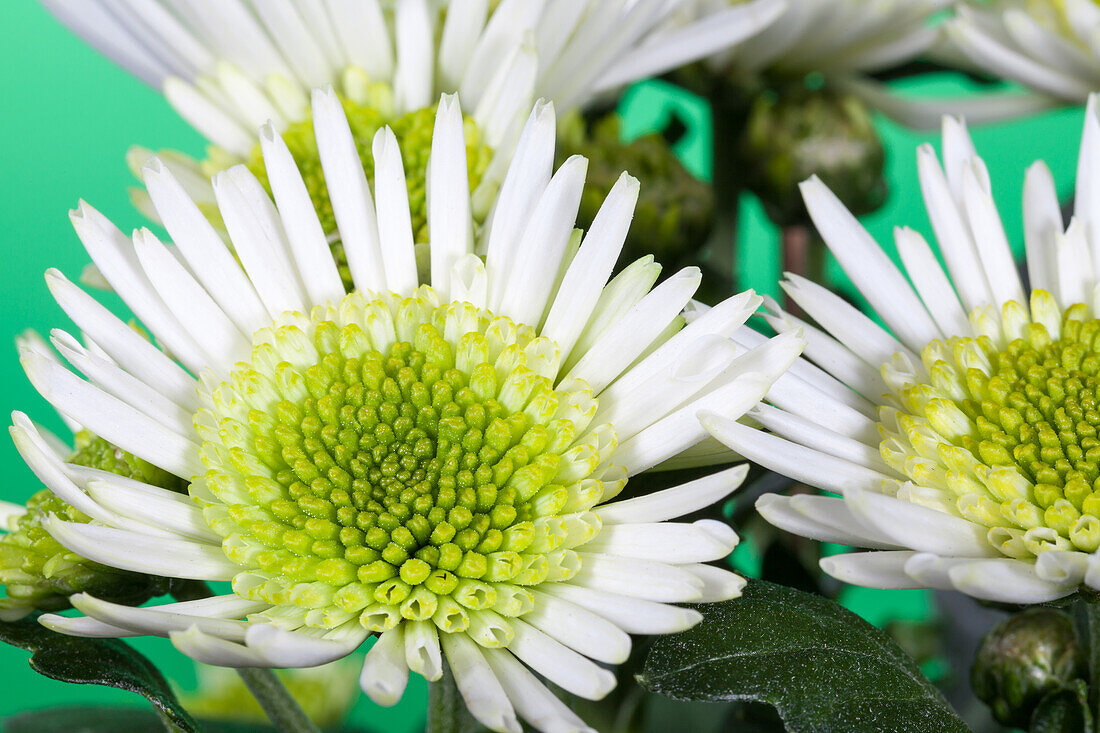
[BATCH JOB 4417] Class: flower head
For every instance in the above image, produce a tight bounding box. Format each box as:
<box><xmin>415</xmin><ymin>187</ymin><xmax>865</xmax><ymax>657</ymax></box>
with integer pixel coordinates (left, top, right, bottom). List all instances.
<box><xmin>20</xmin><ymin>90</ymin><xmax>800</xmax><ymax>733</ymax></box>
<box><xmin>947</xmin><ymin>0</ymin><xmax>1100</xmax><ymax>104</ymax></box>
<box><xmin>706</xmin><ymin>94</ymin><xmax>1100</xmax><ymax>606</ymax></box>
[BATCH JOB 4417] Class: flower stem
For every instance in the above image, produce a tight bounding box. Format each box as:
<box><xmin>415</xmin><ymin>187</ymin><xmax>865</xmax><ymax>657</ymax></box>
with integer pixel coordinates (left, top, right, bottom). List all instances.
<box><xmin>168</xmin><ymin>581</ymin><xmax>319</xmax><ymax>733</ymax></box>
<box><xmin>1077</xmin><ymin>600</ymin><xmax>1100</xmax><ymax>721</ymax></box>
<box><xmin>237</xmin><ymin>667</ymin><xmax>322</xmax><ymax>733</ymax></box>
<box><xmin>427</xmin><ymin>664</ymin><xmax>479</xmax><ymax>733</ymax></box>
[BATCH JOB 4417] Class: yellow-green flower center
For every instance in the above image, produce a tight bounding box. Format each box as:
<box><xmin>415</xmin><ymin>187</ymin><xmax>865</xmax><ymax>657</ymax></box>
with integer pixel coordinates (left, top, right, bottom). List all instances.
<box><xmin>885</xmin><ymin>295</ymin><xmax>1100</xmax><ymax>557</ymax></box>
<box><xmin>198</xmin><ymin>290</ymin><xmax>613</xmax><ymax>639</ymax></box>
<box><xmin>242</xmin><ymin>95</ymin><xmax>493</xmax><ymax>289</ymax></box>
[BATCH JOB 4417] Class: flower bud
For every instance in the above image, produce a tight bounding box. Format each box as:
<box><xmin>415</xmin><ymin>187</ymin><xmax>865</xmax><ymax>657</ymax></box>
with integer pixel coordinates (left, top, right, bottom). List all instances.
<box><xmin>971</xmin><ymin>607</ymin><xmax>1085</xmax><ymax>728</ymax></box>
<box><xmin>742</xmin><ymin>86</ymin><xmax>885</xmax><ymax>226</ymax></box>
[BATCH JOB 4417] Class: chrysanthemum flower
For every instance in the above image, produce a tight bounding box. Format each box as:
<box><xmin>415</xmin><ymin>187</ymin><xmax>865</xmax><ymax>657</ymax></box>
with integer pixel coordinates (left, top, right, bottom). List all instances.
<box><xmin>947</xmin><ymin>0</ymin><xmax>1100</xmax><ymax>105</ymax></box>
<box><xmin>18</xmin><ymin>90</ymin><xmax>800</xmax><ymax>733</ymax></box>
<box><xmin>706</xmin><ymin>95</ymin><xmax>1100</xmax><ymax>606</ymax></box>
<box><xmin>674</xmin><ymin>0</ymin><xmax>1057</xmax><ymax>127</ymax></box>
<box><xmin>40</xmin><ymin>0</ymin><xmax>786</xmax><ymax>244</ymax></box>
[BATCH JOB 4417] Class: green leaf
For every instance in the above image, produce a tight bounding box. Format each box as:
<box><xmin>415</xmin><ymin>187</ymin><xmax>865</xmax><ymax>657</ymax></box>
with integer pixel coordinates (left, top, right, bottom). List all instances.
<box><xmin>638</xmin><ymin>580</ymin><xmax>968</xmax><ymax>733</ymax></box>
<box><xmin>0</xmin><ymin>618</ymin><xmax>198</xmax><ymax>732</ymax></box>
<box><xmin>2</xmin><ymin>706</ymin><xmax>377</xmax><ymax>733</ymax></box>
<box><xmin>1030</xmin><ymin>681</ymin><xmax>1093</xmax><ymax>733</ymax></box>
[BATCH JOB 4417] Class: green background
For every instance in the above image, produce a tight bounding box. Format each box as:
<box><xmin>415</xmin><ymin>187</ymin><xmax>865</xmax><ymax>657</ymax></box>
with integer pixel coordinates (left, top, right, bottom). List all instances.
<box><xmin>0</xmin><ymin>0</ymin><xmax>1089</xmax><ymax>727</ymax></box>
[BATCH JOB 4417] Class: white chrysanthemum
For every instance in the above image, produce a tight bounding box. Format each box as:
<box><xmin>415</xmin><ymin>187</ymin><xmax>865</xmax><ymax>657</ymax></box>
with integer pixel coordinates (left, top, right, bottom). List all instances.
<box><xmin>947</xmin><ymin>0</ymin><xmax>1100</xmax><ymax>104</ymax></box>
<box><xmin>16</xmin><ymin>90</ymin><xmax>801</xmax><ymax>733</ymax></box>
<box><xmin>705</xmin><ymin>94</ymin><xmax>1100</xmax><ymax>606</ymax></box>
<box><xmin>676</xmin><ymin>0</ymin><xmax>1055</xmax><ymax>127</ymax></box>
<box><xmin>39</xmin><ymin>0</ymin><xmax>786</xmax><ymax>154</ymax></box>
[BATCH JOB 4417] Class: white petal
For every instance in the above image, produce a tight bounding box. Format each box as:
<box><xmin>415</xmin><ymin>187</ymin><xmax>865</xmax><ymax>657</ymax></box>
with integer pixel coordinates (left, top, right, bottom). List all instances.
<box><xmin>132</xmin><ymin>228</ymin><xmax>248</xmax><ymax>372</ymax></box>
<box><xmin>894</xmin><ymin>227</ymin><xmax>969</xmax><ymax>338</ymax></box>
<box><xmin>429</xmin><ymin>94</ymin><xmax>473</xmax><ymax>300</ymax></box>
<box><xmin>245</xmin><ymin>623</ymin><xmax>366</xmax><ymax>667</ymax></box>
<box><xmin>44</xmin><ymin>518</ymin><xmax>236</xmax><ymax>581</ymax></box>
<box><xmin>756</xmin><ymin>494</ymin><xmax>903</xmax><ymax>550</ymax></box>
<box><xmin>702</xmin><ymin>413</ymin><xmax>889</xmax><ymax>496</ymax></box>
<box><xmin>570</xmin><ymin>552</ymin><xmax>702</xmax><ymax>603</ymax></box>
<box><xmin>84</xmin><ymin>475</ymin><xmax>219</xmax><ymax>543</ymax></box>
<box><xmin>170</xmin><ymin>626</ymin><xmax>271</xmax><ymax>667</ymax></box>
<box><xmin>748</xmin><ymin>404</ymin><xmax>887</xmax><ymax>471</ymax></box>
<box><xmin>1023</xmin><ymin>160</ymin><xmax>1062</xmax><ymax>296</ymax></box>
<box><xmin>597</xmin><ymin>464</ymin><xmax>748</xmax><ymax>524</ymax></box>
<box><xmin>507</xmin><ymin>618</ymin><xmax>616</xmax><ymax>701</ymax></box>
<box><xmin>69</xmin><ymin>593</ymin><xmax>254</xmax><ymax>641</ymax></box>
<box><xmin>69</xmin><ymin>202</ymin><xmax>207</xmax><ymax>371</ymax></box>
<box><xmin>948</xmin><ymin>558</ymin><xmax>1077</xmax><ymax>603</ymax></box>
<box><xmin>259</xmin><ymin>122</ymin><xmax>344</xmax><ymax>307</ymax></box>
<box><xmin>567</xmin><ymin>267</ymin><xmax>700</xmax><ymax>394</ymax></box>
<box><xmin>360</xmin><ymin>627</ymin><xmax>409</xmax><ymax>707</ymax></box>
<box><xmin>371</xmin><ymin>127</ymin><xmax>418</xmax><ymax>295</ymax></box>
<box><xmin>484</xmin><ymin>101</ymin><xmax>556</xmax><ymax>302</ymax></box>
<box><xmin>440</xmin><ymin>632</ymin><xmax>521</xmax><ymax>733</ymax></box>
<box><xmin>537</xmin><ymin>582</ymin><xmax>701</xmax><ymax>635</ymax></box>
<box><xmin>496</xmin><ymin>156</ymin><xmax>588</xmax><ymax>328</ymax></box>
<box><xmin>524</xmin><ymin>589</ymin><xmax>630</xmax><ymax>665</ymax></box>
<box><xmin>583</xmin><ymin>521</ymin><xmax>736</xmax><ymax>564</ymax></box>
<box><xmin>393</xmin><ymin>0</ymin><xmax>433</xmax><ymax>112</ymax></box>
<box><xmin>820</xmin><ymin>551</ymin><xmax>925</xmax><ymax>589</ymax></box>
<box><xmin>845</xmin><ymin>488</ymin><xmax>997</xmax><ymax>558</ymax></box>
<box><xmin>43</xmin><ymin>269</ymin><xmax>197</xmax><ymax>410</ymax></box>
<box><xmin>677</xmin><ymin>564</ymin><xmax>746</xmax><ymax>602</ymax></box>
<box><xmin>404</xmin><ymin>619</ymin><xmax>443</xmax><ymax>681</ymax></box>
<box><xmin>800</xmin><ymin>177</ymin><xmax>939</xmax><ymax>352</ymax></box>
<box><xmin>483</xmin><ymin>648</ymin><xmax>595</xmax><ymax>733</ymax></box>
<box><xmin>21</xmin><ymin>349</ymin><xmax>202</xmax><ymax>479</ymax></box>
<box><xmin>213</xmin><ymin>166</ymin><xmax>308</xmax><ymax>317</ymax></box>
<box><xmin>312</xmin><ymin>87</ymin><xmax>386</xmax><ymax>293</ymax></box>
<box><xmin>540</xmin><ymin>172</ymin><xmax>638</xmax><ymax>360</ymax></box>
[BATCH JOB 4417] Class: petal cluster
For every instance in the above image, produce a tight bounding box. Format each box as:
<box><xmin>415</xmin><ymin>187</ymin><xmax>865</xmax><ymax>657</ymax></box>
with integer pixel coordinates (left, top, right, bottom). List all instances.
<box><xmin>948</xmin><ymin>0</ymin><xmax>1100</xmax><ymax>103</ymax></box>
<box><xmin>41</xmin><ymin>0</ymin><xmax>787</xmax><ymax>152</ymax></box>
<box><xmin>20</xmin><ymin>89</ymin><xmax>800</xmax><ymax>732</ymax></box>
<box><xmin>711</xmin><ymin>96</ymin><xmax>1100</xmax><ymax>606</ymax></box>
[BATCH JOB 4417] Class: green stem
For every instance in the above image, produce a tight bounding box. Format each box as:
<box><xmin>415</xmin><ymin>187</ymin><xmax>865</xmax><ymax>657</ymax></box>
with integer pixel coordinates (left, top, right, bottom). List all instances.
<box><xmin>704</xmin><ymin>91</ymin><xmax>747</xmax><ymax>295</ymax></box>
<box><xmin>1079</xmin><ymin>601</ymin><xmax>1100</xmax><ymax>723</ymax></box>
<box><xmin>169</xmin><ymin>582</ymin><xmax>319</xmax><ymax>733</ymax></box>
<box><xmin>426</xmin><ymin>664</ymin><xmax>479</xmax><ymax>733</ymax></box>
<box><xmin>237</xmin><ymin>667</ymin><xmax>322</xmax><ymax>733</ymax></box>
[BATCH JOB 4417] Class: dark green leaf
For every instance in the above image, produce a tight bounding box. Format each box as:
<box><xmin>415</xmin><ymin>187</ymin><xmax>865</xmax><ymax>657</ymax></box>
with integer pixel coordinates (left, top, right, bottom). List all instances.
<box><xmin>0</xmin><ymin>618</ymin><xmax>197</xmax><ymax>732</ymax></box>
<box><xmin>1030</xmin><ymin>681</ymin><xmax>1093</xmax><ymax>733</ymax></box>
<box><xmin>2</xmin><ymin>706</ymin><xmax>376</xmax><ymax>733</ymax></box>
<box><xmin>638</xmin><ymin>580</ymin><xmax>968</xmax><ymax>733</ymax></box>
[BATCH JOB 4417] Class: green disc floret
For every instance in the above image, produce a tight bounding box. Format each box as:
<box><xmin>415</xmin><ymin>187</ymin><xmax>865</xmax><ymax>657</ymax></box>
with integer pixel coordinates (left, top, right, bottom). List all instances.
<box><xmin>888</xmin><ymin>296</ymin><xmax>1100</xmax><ymax>556</ymax></box>
<box><xmin>199</xmin><ymin>290</ymin><xmax>611</xmax><ymax>641</ymax></box>
<box><xmin>243</xmin><ymin>94</ymin><xmax>493</xmax><ymax>290</ymax></box>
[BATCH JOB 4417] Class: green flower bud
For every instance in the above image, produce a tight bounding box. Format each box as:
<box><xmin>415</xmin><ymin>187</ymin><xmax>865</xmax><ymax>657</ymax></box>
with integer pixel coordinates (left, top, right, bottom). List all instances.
<box><xmin>742</xmin><ymin>86</ymin><xmax>886</xmax><ymax>226</ymax></box>
<box><xmin>971</xmin><ymin>607</ymin><xmax>1085</xmax><ymax>728</ymax></box>
<box><xmin>558</xmin><ymin>111</ymin><xmax>713</xmax><ymax>263</ymax></box>
<box><xmin>0</xmin><ymin>431</ymin><xmax>186</xmax><ymax>619</ymax></box>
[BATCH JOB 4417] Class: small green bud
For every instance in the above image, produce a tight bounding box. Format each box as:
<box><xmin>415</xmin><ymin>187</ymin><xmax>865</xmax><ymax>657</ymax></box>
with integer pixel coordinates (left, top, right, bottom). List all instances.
<box><xmin>741</xmin><ymin>86</ymin><xmax>886</xmax><ymax>226</ymax></box>
<box><xmin>971</xmin><ymin>607</ymin><xmax>1085</xmax><ymax>728</ymax></box>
